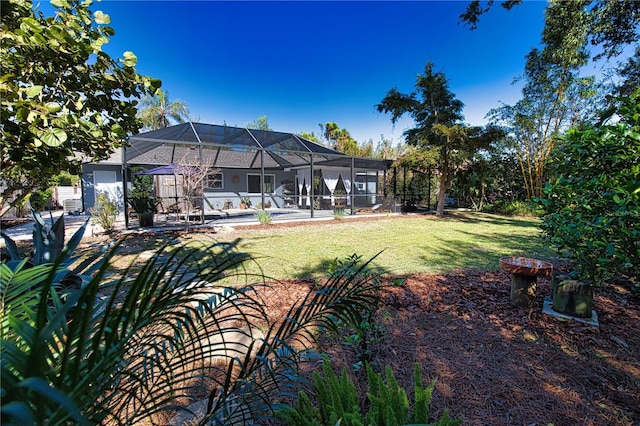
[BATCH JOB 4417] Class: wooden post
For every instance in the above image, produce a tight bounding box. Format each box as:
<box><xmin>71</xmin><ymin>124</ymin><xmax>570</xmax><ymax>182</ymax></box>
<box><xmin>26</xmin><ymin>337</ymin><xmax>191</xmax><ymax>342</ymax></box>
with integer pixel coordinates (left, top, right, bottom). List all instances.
<box><xmin>510</xmin><ymin>274</ymin><xmax>537</xmax><ymax>307</ymax></box>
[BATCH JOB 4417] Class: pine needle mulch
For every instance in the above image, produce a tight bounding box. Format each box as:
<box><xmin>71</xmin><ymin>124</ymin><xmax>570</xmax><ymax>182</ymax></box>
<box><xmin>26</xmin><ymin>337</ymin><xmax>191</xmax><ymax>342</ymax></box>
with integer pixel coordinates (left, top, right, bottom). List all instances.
<box><xmin>264</xmin><ymin>270</ymin><xmax>639</xmax><ymax>426</ymax></box>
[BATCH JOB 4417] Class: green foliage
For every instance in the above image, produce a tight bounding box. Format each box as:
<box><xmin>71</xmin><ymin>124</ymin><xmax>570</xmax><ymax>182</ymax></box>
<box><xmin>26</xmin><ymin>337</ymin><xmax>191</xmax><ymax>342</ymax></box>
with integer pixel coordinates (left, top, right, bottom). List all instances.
<box><xmin>89</xmin><ymin>193</ymin><xmax>118</xmax><ymax>233</ymax></box>
<box><xmin>129</xmin><ymin>172</ymin><xmax>154</xmax><ymax>199</ymax></box>
<box><xmin>128</xmin><ymin>173</ymin><xmax>159</xmax><ymax>214</ymax></box>
<box><xmin>29</xmin><ymin>188</ymin><xmax>53</xmax><ymax>211</ymax></box>
<box><xmin>0</xmin><ymin>210</ymin><xmax>91</xmax><ymax>290</ymax></box>
<box><xmin>127</xmin><ymin>197</ymin><xmax>160</xmax><ymax>215</ymax></box>
<box><xmin>0</xmin><ymin>0</ymin><xmax>160</xmax><ymax>215</ymax></box>
<box><xmin>240</xmin><ymin>196</ymin><xmax>252</xmax><ymax>207</ymax></box>
<box><xmin>319</xmin><ymin>122</ymin><xmax>372</xmax><ymax>157</ymax></box>
<box><xmin>247</xmin><ymin>115</ymin><xmax>272</xmax><ymax>131</ymax></box>
<box><xmin>333</xmin><ymin>208</ymin><xmax>346</xmax><ymax>220</ymax></box>
<box><xmin>538</xmin><ymin>92</ymin><xmax>640</xmax><ymax>284</ymax></box>
<box><xmin>326</xmin><ymin>254</ymin><xmax>386</xmax><ymax>371</ymax></box>
<box><xmin>278</xmin><ymin>358</ymin><xmax>461</xmax><ymax>426</ymax></box>
<box><xmin>1</xmin><ymin>228</ymin><xmax>384</xmax><ymax>424</ymax></box>
<box><xmin>485</xmin><ymin>200</ymin><xmax>541</xmax><ymax>217</ymax></box>
<box><xmin>1</xmin><ymin>210</ymin><xmax>87</xmax><ymax>268</ymax></box>
<box><xmin>137</xmin><ymin>89</ymin><xmax>189</xmax><ymax>130</ymax></box>
<box><xmin>256</xmin><ymin>209</ymin><xmax>273</xmax><ymax>225</ymax></box>
<box><xmin>49</xmin><ymin>171</ymin><xmax>80</xmax><ymax>187</ymax></box>
<box><xmin>377</xmin><ymin>61</ymin><xmax>503</xmax><ymax>217</ymax></box>
<box><xmin>460</xmin><ymin>0</ymin><xmax>640</xmax><ymax>60</ymax></box>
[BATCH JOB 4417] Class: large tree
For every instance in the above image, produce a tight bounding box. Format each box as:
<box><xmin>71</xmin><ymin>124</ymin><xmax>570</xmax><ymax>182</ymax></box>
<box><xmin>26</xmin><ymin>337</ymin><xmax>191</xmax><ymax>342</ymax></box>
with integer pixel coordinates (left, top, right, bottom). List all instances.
<box><xmin>487</xmin><ymin>2</ymin><xmax>599</xmax><ymax>199</ymax></box>
<box><xmin>246</xmin><ymin>115</ymin><xmax>271</xmax><ymax>131</ymax></box>
<box><xmin>319</xmin><ymin>122</ymin><xmax>372</xmax><ymax>157</ymax></box>
<box><xmin>461</xmin><ymin>0</ymin><xmax>640</xmax><ymax>61</ymax></box>
<box><xmin>377</xmin><ymin>61</ymin><xmax>468</xmax><ymax>217</ymax></box>
<box><xmin>1</xmin><ymin>0</ymin><xmax>160</xmax><ymax>216</ymax></box>
<box><xmin>136</xmin><ymin>88</ymin><xmax>189</xmax><ymax>131</ymax></box>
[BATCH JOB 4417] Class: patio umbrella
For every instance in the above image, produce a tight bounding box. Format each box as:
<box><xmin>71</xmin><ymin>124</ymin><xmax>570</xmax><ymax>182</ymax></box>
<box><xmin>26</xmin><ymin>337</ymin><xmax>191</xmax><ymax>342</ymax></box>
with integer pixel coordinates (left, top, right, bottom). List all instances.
<box><xmin>135</xmin><ymin>164</ymin><xmax>200</xmax><ymax>175</ymax></box>
<box><xmin>134</xmin><ymin>164</ymin><xmax>205</xmax><ymax>215</ymax></box>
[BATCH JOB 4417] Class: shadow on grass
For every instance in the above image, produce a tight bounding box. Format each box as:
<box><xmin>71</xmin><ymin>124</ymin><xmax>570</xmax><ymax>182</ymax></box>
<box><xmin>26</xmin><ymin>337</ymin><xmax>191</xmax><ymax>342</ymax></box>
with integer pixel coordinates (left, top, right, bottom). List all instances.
<box><xmin>419</xmin><ymin>229</ymin><xmax>556</xmax><ymax>272</ymax></box>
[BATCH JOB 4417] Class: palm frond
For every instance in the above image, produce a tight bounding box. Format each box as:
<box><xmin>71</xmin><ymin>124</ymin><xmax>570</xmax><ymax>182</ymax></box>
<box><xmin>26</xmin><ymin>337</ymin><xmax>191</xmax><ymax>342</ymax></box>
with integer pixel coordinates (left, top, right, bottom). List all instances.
<box><xmin>2</xmin><ymin>233</ymin><xmax>385</xmax><ymax>425</ymax></box>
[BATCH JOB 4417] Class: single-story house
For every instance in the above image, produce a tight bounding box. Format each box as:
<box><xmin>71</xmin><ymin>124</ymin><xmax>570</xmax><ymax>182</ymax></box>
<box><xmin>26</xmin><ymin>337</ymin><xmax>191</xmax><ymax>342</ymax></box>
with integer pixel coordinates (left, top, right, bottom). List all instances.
<box><xmin>81</xmin><ymin>122</ymin><xmax>392</xmax><ymax>225</ymax></box>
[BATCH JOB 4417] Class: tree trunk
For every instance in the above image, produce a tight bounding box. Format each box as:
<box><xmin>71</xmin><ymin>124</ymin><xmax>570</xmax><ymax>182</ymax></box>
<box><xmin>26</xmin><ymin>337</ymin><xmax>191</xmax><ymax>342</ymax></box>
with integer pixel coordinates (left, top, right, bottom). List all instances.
<box><xmin>436</xmin><ymin>174</ymin><xmax>446</xmax><ymax>217</ymax></box>
<box><xmin>435</xmin><ymin>144</ymin><xmax>449</xmax><ymax>218</ymax></box>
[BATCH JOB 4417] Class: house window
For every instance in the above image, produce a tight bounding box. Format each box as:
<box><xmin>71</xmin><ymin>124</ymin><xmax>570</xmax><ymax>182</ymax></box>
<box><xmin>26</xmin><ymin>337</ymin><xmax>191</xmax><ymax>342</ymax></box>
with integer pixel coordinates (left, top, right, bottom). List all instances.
<box><xmin>247</xmin><ymin>174</ymin><xmax>275</xmax><ymax>193</ymax></box>
<box><xmin>206</xmin><ymin>172</ymin><xmax>223</xmax><ymax>189</ymax></box>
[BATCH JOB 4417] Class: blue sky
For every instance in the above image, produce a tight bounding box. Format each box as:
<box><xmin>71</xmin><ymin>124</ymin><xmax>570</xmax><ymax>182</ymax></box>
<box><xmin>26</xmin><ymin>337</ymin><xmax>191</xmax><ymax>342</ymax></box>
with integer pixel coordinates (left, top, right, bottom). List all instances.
<box><xmin>42</xmin><ymin>0</ymin><xmax>549</xmax><ymax>145</ymax></box>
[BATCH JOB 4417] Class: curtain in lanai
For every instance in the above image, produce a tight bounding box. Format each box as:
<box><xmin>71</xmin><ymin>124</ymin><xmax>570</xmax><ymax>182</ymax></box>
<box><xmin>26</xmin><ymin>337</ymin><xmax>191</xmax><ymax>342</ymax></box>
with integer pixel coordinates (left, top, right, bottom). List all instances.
<box><xmin>342</xmin><ymin>173</ymin><xmax>352</xmax><ymax>205</ymax></box>
<box><xmin>296</xmin><ymin>169</ymin><xmax>312</xmax><ymax>207</ymax></box>
<box><xmin>321</xmin><ymin>169</ymin><xmax>340</xmax><ymax>205</ymax></box>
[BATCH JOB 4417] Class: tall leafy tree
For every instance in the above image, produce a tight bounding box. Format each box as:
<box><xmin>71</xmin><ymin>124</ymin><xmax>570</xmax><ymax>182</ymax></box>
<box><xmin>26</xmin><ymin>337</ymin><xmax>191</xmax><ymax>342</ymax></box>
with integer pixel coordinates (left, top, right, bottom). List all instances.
<box><xmin>613</xmin><ymin>46</ymin><xmax>640</xmax><ymax>99</ymax></box>
<box><xmin>137</xmin><ymin>89</ymin><xmax>189</xmax><ymax>130</ymax></box>
<box><xmin>461</xmin><ymin>0</ymin><xmax>640</xmax><ymax>61</ymax></box>
<box><xmin>487</xmin><ymin>2</ymin><xmax>599</xmax><ymax>199</ymax></box>
<box><xmin>298</xmin><ymin>131</ymin><xmax>320</xmax><ymax>143</ymax></box>
<box><xmin>0</xmin><ymin>0</ymin><xmax>160</xmax><ymax>216</ymax></box>
<box><xmin>377</xmin><ymin>61</ymin><xmax>471</xmax><ymax>217</ymax></box>
<box><xmin>319</xmin><ymin>122</ymin><xmax>371</xmax><ymax>157</ymax></box>
<box><xmin>247</xmin><ymin>115</ymin><xmax>271</xmax><ymax>131</ymax></box>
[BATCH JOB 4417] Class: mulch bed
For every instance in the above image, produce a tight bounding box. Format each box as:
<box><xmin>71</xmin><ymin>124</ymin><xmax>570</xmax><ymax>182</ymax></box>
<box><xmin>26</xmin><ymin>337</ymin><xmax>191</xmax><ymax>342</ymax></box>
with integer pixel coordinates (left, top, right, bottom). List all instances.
<box><xmin>262</xmin><ymin>270</ymin><xmax>640</xmax><ymax>426</ymax></box>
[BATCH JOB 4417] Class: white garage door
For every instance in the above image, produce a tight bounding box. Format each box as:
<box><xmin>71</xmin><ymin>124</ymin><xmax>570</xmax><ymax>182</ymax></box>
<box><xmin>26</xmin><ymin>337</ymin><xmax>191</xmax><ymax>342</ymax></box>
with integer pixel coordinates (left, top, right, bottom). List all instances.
<box><xmin>94</xmin><ymin>170</ymin><xmax>123</xmax><ymax>210</ymax></box>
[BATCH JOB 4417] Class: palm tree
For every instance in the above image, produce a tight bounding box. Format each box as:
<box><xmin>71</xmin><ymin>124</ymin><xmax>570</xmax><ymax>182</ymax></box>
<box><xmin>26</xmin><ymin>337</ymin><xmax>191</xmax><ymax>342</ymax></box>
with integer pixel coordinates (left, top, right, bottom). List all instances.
<box><xmin>1</xmin><ymin>220</ymin><xmax>383</xmax><ymax>424</ymax></box>
<box><xmin>137</xmin><ymin>89</ymin><xmax>190</xmax><ymax>130</ymax></box>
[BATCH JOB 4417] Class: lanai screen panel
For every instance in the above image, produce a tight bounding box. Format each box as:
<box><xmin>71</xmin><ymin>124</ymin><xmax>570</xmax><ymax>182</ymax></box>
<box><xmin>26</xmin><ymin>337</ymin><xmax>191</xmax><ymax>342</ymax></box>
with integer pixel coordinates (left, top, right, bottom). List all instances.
<box><xmin>125</xmin><ymin>122</ymin><xmax>387</xmax><ymax>171</ymax></box>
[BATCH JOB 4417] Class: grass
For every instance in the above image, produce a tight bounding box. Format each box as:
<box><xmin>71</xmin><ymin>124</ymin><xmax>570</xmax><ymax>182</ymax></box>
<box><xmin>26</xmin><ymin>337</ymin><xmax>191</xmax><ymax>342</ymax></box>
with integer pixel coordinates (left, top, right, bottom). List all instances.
<box><xmin>196</xmin><ymin>212</ymin><xmax>556</xmax><ymax>280</ymax></box>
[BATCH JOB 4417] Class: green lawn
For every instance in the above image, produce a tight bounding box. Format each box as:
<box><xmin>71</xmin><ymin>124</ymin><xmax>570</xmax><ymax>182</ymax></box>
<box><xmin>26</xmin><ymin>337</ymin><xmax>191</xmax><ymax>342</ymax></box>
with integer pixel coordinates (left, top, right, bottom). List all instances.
<box><xmin>204</xmin><ymin>212</ymin><xmax>556</xmax><ymax>280</ymax></box>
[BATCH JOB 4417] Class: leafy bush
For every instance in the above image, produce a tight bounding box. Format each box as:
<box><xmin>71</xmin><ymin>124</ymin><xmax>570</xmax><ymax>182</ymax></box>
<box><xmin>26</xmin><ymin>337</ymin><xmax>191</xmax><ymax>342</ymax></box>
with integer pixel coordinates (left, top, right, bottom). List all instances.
<box><xmin>484</xmin><ymin>200</ymin><xmax>541</xmax><ymax>217</ymax></box>
<box><xmin>90</xmin><ymin>193</ymin><xmax>119</xmax><ymax>233</ymax></box>
<box><xmin>257</xmin><ymin>209</ymin><xmax>273</xmax><ymax>225</ymax></box>
<box><xmin>29</xmin><ymin>188</ymin><xmax>53</xmax><ymax>211</ymax></box>
<box><xmin>537</xmin><ymin>92</ymin><xmax>640</xmax><ymax>284</ymax></box>
<box><xmin>277</xmin><ymin>358</ymin><xmax>461</xmax><ymax>426</ymax></box>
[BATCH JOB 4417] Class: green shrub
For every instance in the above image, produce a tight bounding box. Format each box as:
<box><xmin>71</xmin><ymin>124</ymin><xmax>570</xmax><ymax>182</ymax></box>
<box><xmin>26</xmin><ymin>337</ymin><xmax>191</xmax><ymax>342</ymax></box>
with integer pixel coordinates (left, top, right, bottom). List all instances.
<box><xmin>90</xmin><ymin>193</ymin><xmax>119</xmax><ymax>233</ymax></box>
<box><xmin>485</xmin><ymin>200</ymin><xmax>540</xmax><ymax>217</ymax></box>
<box><xmin>29</xmin><ymin>188</ymin><xmax>53</xmax><ymax>211</ymax></box>
<box><xmin>537</xmin><ymin>92</ymin><xmax>640</xmax><ymax>284</ymax></box>
<box><xmin>277</xmin><ymin>358</ymin><xmax>461</xmax><ymax>426</ymax></box>
<box><xmin>257</xmin><ymin>209</ymin><xmax>273</xmax><ymax>225</ymax></box>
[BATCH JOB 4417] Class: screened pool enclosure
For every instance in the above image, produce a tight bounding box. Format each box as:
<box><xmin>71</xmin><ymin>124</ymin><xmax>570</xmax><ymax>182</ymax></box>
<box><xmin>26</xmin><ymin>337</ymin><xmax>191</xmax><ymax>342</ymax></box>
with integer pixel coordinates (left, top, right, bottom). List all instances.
<box><xmin>83</xmin><ymin>122</ymin><xmax>393</xmax><ymax>227</ymax></box>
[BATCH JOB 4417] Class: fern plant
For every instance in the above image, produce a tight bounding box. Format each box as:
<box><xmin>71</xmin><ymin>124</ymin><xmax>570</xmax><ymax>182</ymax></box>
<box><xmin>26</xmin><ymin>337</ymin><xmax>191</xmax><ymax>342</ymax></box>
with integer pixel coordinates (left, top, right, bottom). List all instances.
<box><xmin>278</xmin><ymin>359</ymin><xmax>461</xmax><ymax>426</ymax></box>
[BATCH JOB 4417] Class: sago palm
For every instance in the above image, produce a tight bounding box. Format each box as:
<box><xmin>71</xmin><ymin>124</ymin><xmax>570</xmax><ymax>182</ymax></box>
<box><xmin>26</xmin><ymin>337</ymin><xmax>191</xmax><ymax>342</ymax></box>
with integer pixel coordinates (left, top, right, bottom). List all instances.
<box><xmin>1</xmin><ymin>235</ymin><xmax>382</xmax><ymax>425</ymax></box>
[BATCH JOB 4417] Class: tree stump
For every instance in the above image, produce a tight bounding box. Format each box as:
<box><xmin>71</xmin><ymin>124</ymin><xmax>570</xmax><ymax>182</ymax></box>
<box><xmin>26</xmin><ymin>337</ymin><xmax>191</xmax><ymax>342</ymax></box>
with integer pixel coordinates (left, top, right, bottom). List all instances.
<box><xmin>552</xmin><ymin>280</ymin><xmax>593</xmax><ymax>318</ymax></box>
<box><xmin>510</xmin><ymin>274</ymin><xmax>536</xmax><ymax>307</ymax></box>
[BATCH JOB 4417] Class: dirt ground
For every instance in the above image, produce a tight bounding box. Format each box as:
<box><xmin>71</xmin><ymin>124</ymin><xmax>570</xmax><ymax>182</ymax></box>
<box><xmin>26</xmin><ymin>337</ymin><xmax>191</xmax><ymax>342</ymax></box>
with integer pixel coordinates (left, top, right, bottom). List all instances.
<box><xmin>261</xmin><ymin>271</ymin><xmax>639</xmax><ymax>426</ymax></box>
